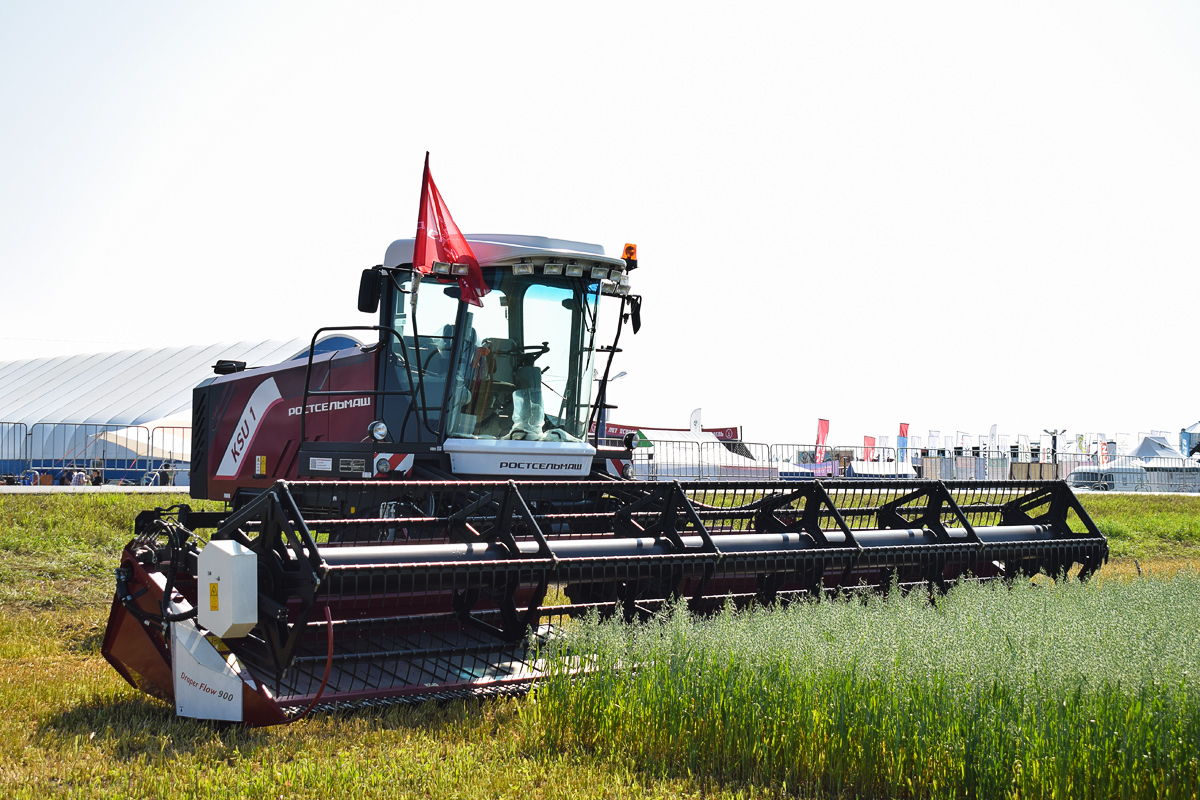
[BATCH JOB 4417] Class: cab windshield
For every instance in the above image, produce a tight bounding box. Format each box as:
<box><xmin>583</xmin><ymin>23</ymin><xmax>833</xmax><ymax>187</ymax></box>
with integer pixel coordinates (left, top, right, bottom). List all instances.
<box><xmin>391</xmin><ymin>270</ymin><xmax>600</xmax><ymax>441</ymax></box>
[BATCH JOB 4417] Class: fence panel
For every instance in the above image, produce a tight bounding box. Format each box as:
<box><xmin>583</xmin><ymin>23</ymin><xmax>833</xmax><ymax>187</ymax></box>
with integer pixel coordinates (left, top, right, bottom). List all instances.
<box><xmin>148</xmin><ymin>426</ymin><xmax>191</xmax><ymax>486</ymax></box>
<box><xmin>632</xmin><ymin>440</ymin><xmax>694</xmax><ymax>480</ymax></box>
<box><xmin>769</xmin><ymin>444</ymin><xmax>841</xmax><ymax>479</ymax></box>
<box><xmin>697</xmin><ymin>441</ymin><xmax>774</xmax><ymax>480</ymax></box>
<box><xmin>0</xmin><ymin>422</ymin><xmax>29</xmax><ymax>482</ymax></box>
<box><xmin>28</xmin><ymin>423</ymin><xmax>152</xmax><ymax>485</ymax></box>
<box><xmin>632</xmin><ymin>440</ymin><xmax>775</xmax><ymax>481</ymax></box>
<box><xmin>1062</xmin><ymin>454</ymin><xmax>1200</xmax><ymax>492</ymax></box>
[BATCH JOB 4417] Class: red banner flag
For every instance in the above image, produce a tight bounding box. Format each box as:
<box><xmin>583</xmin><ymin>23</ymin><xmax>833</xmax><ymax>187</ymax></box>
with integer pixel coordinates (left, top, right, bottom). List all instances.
<box><xmin>864</xmin><ymin>435</ymin><xmax>876</xmax><ymax>462</ymax></box>
<box><xmin>899</xmin><ymin>422</ymin><xmax>909</xmax><ymax>438</ymax></box>
<box><xmin>413</xmin><ymin>153</ymin><xmax>489</xmax><ymax>307</ymax></box>
<box><xmin>815</xmin><ymin>419</ymin><xmax>830</xmax><ymax>462</ymax></box>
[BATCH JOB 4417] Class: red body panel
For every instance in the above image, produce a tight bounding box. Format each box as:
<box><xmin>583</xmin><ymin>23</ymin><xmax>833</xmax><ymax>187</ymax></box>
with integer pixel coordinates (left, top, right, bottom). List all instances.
<box><xmin>205</xmin><ymin>349</ymin><xmax>378</xmax><ymax>500</ymax></box>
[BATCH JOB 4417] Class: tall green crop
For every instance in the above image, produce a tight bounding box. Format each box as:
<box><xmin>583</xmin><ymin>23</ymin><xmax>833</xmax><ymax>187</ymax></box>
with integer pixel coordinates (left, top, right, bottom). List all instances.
<box><xmin>530</xmin><ymin>574</ymin><xmax>1200</xmax><ymax>799</ymax></box>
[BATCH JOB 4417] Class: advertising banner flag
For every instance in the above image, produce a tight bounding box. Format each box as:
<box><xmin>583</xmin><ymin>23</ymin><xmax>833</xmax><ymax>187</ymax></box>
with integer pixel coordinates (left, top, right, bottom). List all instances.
<box><xmin>864</xmin><ymin>436</ymin><xmax>876</xmax><ymax>461</ymax></box>
<box><xmin>815</xmin><ymin>419</ymin><xmax>830</xmax><ymax>462</ymax></box>
<box><xmin>897</xmin><ymin>422</ymin><xmax>909</xmax><ymax>462</ymax></box>
<box><xmin>413</xmin><ymin>152</ymin><xmax>488</xmax><ymax>306</ymax></box>
<box><xmin>1099</xmin><ymin>440</ymin><xmax>1111</xmax><ymax>467</ymax></box>
<box><xmin>929</xmin><ymin>430</ymin><xmax>940</xmax><ymax>450</ymax></box>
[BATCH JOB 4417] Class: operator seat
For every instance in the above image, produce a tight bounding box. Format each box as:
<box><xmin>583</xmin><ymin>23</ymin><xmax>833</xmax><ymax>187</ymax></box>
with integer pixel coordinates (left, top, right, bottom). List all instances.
<box><xmin>465</xmin><ymin>337</ymin><xmax>517</xmax><ymax>435</ymax></box>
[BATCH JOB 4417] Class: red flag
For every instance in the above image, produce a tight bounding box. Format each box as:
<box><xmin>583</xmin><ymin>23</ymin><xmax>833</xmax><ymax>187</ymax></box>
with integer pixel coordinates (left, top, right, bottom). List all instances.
<box><xmin>864</xmin><ymin>436</ymin><xmax>876</xmax><ymax>462</ymax></box>
<box><xmin>899</xmin><ymin>422</ymin><xmax>909</xmax><ymax>438</ymax></box>
<box><xmin>815</xmin><ymin>419</ymin><xmax>830</xmax><ymax>462</ymax></box>
<box><xmin>413</xmin><ymin>152</ymin><xmax>488</xmax><ymax>307</ymax></box>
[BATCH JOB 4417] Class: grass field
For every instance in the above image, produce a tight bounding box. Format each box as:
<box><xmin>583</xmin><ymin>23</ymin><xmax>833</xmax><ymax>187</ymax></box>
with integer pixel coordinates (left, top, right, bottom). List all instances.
<box><xmin>0</xmin><ymin>491</ymin><xmax>1197</xmax><ymax>799</ymax></box>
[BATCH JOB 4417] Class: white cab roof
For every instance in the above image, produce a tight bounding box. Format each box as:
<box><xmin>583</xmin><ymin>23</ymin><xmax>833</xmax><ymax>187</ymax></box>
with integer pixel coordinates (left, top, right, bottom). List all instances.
<box><xmin>384</xmin><ymin>234</ymin><xmax>626</xmax><ymax>270</ymax></box>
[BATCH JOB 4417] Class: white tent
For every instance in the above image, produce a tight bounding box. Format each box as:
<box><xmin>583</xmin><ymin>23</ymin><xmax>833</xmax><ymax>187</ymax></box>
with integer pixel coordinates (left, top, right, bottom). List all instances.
<box><xmin>1127</xmin><ymin>436</ymin><xmax>1188</xmax><ymax>462</ymax></box>
<box><xmin>0</xmin><ymin>336</ymin><xmax>359</xmax><ymax>474</ymax></box>
<box><xmin>89</xmin><ymin>420</ymin><xmax>191</xmax><ymax>463</ymax></box>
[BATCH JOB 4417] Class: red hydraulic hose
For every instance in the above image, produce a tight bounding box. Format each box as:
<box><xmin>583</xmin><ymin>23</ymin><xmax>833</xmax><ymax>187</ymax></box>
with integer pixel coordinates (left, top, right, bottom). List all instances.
<box><xmin>286</xmin><ymin>605</ymin><xmax>334</xmax><ymax>725</ymax></box>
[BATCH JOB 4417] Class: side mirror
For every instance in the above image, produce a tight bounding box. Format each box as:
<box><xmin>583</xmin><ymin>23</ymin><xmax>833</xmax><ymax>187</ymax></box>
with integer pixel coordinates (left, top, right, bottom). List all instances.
<box><xmin>629</xmin><ymin>295</ymin><xmax>642</xmax><ymax>334</ymax></box>
<box><xmin>358</xmin><ymin>269</ymin><xmax>382</xmax><ymax>313</ymax></box>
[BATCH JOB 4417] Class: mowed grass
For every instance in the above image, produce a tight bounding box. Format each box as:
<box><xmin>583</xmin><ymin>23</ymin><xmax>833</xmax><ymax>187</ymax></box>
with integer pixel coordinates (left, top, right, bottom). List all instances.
<box><xmin>0</xmin><ymin>490</ymin><xmax>1197</xmax><ymax>798</ymax></box>
<box><xmin>0</xmin><ymin>493</ymin><xmax>223</xmax><ymax>609</ymax></box>
<box><xmin>1081</xmin><ymin>492</ymin><xmax>1200</xmax><ymax>558</ymax></box>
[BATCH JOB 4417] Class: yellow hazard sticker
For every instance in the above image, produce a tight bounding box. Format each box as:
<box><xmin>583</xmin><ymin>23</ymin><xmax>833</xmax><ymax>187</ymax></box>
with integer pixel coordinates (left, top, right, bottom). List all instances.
<box><xmin>255</xmin><ymin>455</ymin><xmax>266</xmax><ymax>475</ymax></box>
<box><xmin>209</xmin><ymin>582</ymin><xmax>219</xmax><ymax>611</ymax></box>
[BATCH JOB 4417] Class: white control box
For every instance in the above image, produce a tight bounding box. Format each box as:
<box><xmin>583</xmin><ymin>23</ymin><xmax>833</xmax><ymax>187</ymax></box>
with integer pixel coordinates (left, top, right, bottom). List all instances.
<box><xmin>196</xmin><ymin>539</ymin><xmax>257</xmax><ymax>638</ymax></box>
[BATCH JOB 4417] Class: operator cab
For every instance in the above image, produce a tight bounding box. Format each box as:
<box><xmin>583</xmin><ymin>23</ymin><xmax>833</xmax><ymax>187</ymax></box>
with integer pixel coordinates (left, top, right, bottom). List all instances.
<box><xmin>371</xmin><ymin>235</ymin><xmax>634</xmax><ymax>477</ymax></box>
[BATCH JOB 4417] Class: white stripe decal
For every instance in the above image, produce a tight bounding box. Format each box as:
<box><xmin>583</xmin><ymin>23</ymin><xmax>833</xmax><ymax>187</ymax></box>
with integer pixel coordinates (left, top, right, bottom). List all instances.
<box><xmin>216</xmin><ymin>378</ymin><xmax>283</xmax><ymax>478</ymax></box>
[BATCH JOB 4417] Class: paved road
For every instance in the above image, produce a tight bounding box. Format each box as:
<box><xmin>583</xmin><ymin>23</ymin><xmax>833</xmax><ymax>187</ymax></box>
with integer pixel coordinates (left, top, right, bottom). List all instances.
<box><xmin>0</xmin><ymin>485</ymin><xmax>189</xmax><ymax>495</ymax></box>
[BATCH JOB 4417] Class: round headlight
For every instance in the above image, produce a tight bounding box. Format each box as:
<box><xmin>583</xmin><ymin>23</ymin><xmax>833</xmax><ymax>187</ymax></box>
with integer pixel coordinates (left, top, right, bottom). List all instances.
<box><xmin>375</xmin><ymin>457</ymin><xmax>392</xmax><ymax>475</ymax></box>
<box><xmin>621</xmin><ymin>462</ymin><xmax>635</xmax><ymax>480</ymax></box>
<box><xmin>368</xmin><ymin>420</ymin><xmax>389</xmax><ymax>442</ymax></box>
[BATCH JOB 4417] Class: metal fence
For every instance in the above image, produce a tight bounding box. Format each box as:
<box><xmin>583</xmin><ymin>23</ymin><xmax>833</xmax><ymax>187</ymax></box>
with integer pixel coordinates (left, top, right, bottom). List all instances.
<box><xmin>1060</xmin><ymin>454</ymin><xmax>1200</xmax><ymax>493</ymax></box>
<box><xmin>1</xmin><ymin>422</ymin><xmax>189</xmax><ymax>486</ymax></box>
<box><xmin>0</xmin><ymin>423</ymin><xmax>28</xmax><ymax>478</ymax></box>
<box><xmin>772</xmin><ymin>444</ymin><xmax>911</xmax><ymax>478</ymax></box>
<box><xmin>631</xmin><ymin>440</ymin><xmax>776</xmax><ymax>481</ymax></box>
<box><xmin>5</xmin><ymin>421</ymin><xmax>1200</xmax><ymax>493</ymax></box>
<box><xmin>626</xmin><ymin>439</ymin><xmax>1200</xmax><ymax>492</ymax></box>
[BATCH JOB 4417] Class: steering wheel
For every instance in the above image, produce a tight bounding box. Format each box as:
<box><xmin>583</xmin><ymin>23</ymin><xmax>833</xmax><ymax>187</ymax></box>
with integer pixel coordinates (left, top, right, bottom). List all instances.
<box><xmin>516</xmin><ymin>341</ymin><xmax>550</xmax><ymax>365</ymax></box>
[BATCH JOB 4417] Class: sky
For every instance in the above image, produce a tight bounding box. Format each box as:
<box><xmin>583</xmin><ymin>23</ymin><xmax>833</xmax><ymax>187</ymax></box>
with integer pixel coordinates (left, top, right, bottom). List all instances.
<box><xmin>2</xmin><ymin>1</ymin><xmax>1199</xmax><ymax>448</ymax></box>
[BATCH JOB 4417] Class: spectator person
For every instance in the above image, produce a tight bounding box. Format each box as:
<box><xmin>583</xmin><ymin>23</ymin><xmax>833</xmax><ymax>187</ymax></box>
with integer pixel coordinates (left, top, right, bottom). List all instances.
<box><xmin>70</xmin><ymin>468</ymin><xmax>87</xmax><ymax>486</ymax></box>
<box><xmin>158</xmin><ymin>461</ymin><xmax>175</xmax><ymax>487</ymax></box>
<box><xmin>58</xmin><ymin>469</ymin><xmax>71</xmax><ymax>486</ymax></box>
<box><xmin>89</xmin><ymin>469</ymin><xmax>103</xmax><ymax>486</ymax></box>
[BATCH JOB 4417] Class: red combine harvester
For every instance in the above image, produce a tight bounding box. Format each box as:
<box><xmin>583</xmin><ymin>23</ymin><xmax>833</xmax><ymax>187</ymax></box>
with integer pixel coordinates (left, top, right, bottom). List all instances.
<box><xmin>102</xmin><ymin>233</ymin><xmax>1108</xmax><ymax>726</ymax></box>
